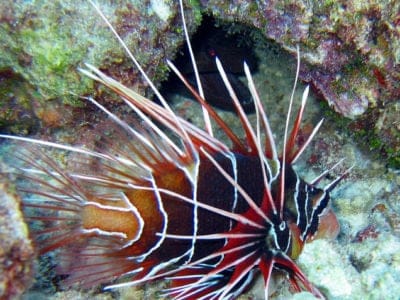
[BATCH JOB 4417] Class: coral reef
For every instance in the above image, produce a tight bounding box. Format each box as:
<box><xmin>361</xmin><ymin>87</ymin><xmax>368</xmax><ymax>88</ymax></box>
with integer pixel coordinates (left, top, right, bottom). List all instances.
<box><xmin>1</xmin><ymin>0</ymin><xmax>398</xmax><ymax>163</ymax></box>
<box><xmin>202</xmin><ymin>0</ymin><xmax>399</xmax><ymax>116</ymax></box>
<box><xmin>0</xmin><ymin>173</ymin><xmax>34</xmax><ymax>299</ymax></box>
<box><xmin>201</xmin><ymin>0</ymin><xmax>399</xmax><ymax>166</ymax></box>
<box><xmin>1</xmin><ymin>0</ymin><xmax>398</xmax><ymax>164</ymax></box>
<box><xmin>0</xmin><ymin>0</ymin><xmax>201</xmax><ymax>134</ymax></box>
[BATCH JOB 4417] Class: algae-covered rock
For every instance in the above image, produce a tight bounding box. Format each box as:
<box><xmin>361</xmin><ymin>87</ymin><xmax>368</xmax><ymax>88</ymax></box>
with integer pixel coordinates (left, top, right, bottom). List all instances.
<box><xmin>1</xmin><ymin>0</ymin><xmax>398</xmax><ymax>165</ymax></box>
<box><xmin>201</xmin><ymin>0</ymin><xmax>400</xmax><ymax>167</ymax></box>
<box><xmin>0</xmin><ymin>0</ymin><xmax>201</xmax><ymax>133</ymax></box>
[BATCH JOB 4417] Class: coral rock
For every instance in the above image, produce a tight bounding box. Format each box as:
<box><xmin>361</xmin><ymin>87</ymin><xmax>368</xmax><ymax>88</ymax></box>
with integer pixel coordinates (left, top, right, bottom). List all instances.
<box><xmin>0</xmin><ymin>178</ymin><xmax>34</xmax><ymax>299</ymax></box>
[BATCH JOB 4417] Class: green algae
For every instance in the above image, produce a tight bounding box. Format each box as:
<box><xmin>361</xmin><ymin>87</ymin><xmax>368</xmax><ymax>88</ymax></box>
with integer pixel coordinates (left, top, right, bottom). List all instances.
<box><xmin>0</xmin><ymin>2</ymin><xmax>93</xmax><ymax>107</ymax></box>
<box><xmin>0</xmin><ymin>0</ymin><xmax>202</xmax><ymax>131</ymax></box>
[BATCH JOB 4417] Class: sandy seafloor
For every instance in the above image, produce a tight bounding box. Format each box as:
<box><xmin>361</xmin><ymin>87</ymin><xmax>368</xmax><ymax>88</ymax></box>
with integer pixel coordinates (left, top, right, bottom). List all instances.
<box><xmin>1</xmin><ymin>23</ymin><xmax>400</xmax><ymax>300</ymax></box>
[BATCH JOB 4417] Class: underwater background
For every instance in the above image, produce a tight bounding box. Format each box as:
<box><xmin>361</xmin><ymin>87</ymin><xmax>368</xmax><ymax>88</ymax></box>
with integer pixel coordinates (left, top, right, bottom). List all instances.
<box><xmin>0</xmin><ymin>1</ymin><xmax>399</xmax><ymax>299</ymax></box>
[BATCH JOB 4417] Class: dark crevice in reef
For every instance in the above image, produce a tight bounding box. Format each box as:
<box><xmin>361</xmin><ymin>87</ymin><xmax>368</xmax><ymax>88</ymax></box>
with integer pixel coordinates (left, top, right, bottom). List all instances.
<box><xmin>159</xmin><ymin>15</ymin><xmax>260</xmax><ymax>113</ymax></box>
<box><xmin>0</xmin><ymin>68</ymin><xmax>40</xmax><ymax>135</ymax></box>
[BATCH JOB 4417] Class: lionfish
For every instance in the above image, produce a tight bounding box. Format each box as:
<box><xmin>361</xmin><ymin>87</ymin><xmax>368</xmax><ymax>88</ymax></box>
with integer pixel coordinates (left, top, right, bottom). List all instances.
<box><xmin>0</xmin><ymin>0</ymin><xmax>348</xmax><ymax>299</ymax></box>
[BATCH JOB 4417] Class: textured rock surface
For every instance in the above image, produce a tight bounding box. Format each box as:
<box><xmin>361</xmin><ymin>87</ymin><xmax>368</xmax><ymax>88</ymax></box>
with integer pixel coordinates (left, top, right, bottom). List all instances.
<box><xmin>0</xmin><ymin>0</ymin><xmax>200</xmax><ymax>135</ymax></box>
<box><xmin>200</xmin><ymin>0</ymin><xmax>400</xmax><ymax>167</ymax></box>
<box><xmin>201</xmin><ymin>1</ymin><xmax>399</xmax><ymax>114</ymax></box>
<box><xmin>1</xmin><ymin>0</ymin><xmax>398</xmax><ymax>165</ymax></box>
<box><xmin>0</xmin><ymin>175</ymin><xmax>34</xmax><ymax>299</ymax></box>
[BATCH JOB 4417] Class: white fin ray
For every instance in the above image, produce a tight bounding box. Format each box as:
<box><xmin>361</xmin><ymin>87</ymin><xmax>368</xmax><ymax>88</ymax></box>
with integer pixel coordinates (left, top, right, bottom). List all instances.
<box><xmin>244</xmin><ymin>62</ymin><xmax>279</xmax><ymax>214</ymax></box>
<box><xmin>279</xmin><ymin>45</ymin><xmax>301</xmax><ymax>218</ymax></box>
<box><xmin>88</xmin><ymin>0</ymin><xmax>197</xmax><ymax>159</ymax></box>
<box><xmin>310</xmin><ymin>158</ymin><xmax>345</xmax><ymax>185</ymax></box>
<box><xmin>125</xmin><ymin>182</ymin><xmax>264</xmax><ymax>229</ymax></box>
<box><xmin>215</xmin><ymin>57</ymin><xmax>258</xmax><ymax>153</ymax></box>
<box><xmin>160</xmin><ymin>233</ymin><xmax>263</xmax><ymax>240</ymax></box>
<box><xmin>0</xmin><ymin>134</ymin><xmax>114</xmax><ymax>161</ymax></box>
<box><xmin>81</xmin><ymin>63</ymin><xmax>229</xmax><ymax>155</ymax></box>
<box><xmin>178</xmin><ymin>0</ymin><xmax>213</xmax><ymax>136</ymax></box>
<box><xmin>172</xmin><ymin>249</ymin><xmax>258</xmax><ymax>300</ymax></box>
<box><xmin>200</xmin><ymin>147</ymin><xmax>272</xmax><ymax>225</ymax></box>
